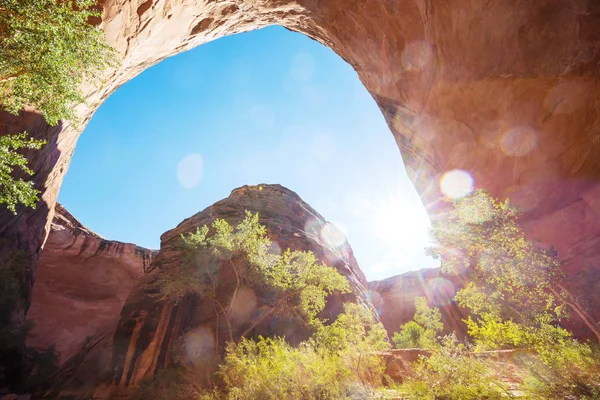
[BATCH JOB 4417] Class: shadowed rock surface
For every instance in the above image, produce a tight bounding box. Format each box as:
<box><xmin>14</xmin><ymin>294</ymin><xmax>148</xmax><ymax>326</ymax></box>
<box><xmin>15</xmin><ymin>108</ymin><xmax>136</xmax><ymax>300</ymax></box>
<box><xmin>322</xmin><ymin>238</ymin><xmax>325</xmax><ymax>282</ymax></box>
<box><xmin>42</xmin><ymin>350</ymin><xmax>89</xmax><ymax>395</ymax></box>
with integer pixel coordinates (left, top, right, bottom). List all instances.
<box><xmin>27</xmin><ymin>203</ymin><xmax>157</xmax><ymax>363</ymax></box>
<box><xmin>368</xmin><ymin>268</ymin><xmax>469</xmax><ymax>339</ymax></box>
<box><xmin>26</xmin><ymin>203</ymin><xmax>156</xmax><ymax>364</ymax></box>
<box><xmin>369</xmin><ymin>265</ymin><xmax>600</xmax><ymax>342</ymax></box>
<box><xmin>35</xmin><ymin>184</ymin><xmax>369</xmax><ymax>399</ymax></box>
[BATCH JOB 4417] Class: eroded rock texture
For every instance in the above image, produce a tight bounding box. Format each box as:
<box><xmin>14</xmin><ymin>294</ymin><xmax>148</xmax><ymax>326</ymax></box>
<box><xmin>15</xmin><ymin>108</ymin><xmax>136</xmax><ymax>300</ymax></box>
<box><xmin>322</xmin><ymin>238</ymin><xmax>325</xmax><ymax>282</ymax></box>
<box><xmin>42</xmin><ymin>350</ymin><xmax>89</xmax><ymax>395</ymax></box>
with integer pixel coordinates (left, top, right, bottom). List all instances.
<box><xmin>368</xmin><ymin>268</ymin><xmax>469</xmax><ymax>339</ymax></box>
<box><xmin>26</xmin><ymin>203</ymin><xmax>156</xmax><ymax>364</ymax></box>
<box><xmin>1</xmin><ymin>0</ymin><xmax>599</xmax><ymax>388</ymax></box>
<box><xmin>38</xmin><ymin>184</ymin><xmax>368</xmax><ymax>398</ymax></box>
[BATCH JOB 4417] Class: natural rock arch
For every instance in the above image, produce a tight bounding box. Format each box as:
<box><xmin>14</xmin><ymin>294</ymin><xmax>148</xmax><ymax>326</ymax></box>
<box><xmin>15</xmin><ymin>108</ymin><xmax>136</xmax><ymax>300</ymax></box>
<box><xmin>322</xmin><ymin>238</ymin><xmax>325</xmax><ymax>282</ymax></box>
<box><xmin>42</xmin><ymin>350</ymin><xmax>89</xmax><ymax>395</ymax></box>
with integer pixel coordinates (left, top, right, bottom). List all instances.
<box><xmin>1</xmin><ymin>0</ymin><xmax>600</xmax><ymax>345</ymax></box>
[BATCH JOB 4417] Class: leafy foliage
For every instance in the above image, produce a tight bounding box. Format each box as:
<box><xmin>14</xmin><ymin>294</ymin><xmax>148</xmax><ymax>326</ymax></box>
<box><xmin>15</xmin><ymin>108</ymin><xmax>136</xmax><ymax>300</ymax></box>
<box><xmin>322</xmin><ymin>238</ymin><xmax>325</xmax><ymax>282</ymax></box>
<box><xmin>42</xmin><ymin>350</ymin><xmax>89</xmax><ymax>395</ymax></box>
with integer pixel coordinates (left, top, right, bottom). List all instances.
<box><xmin>397</xmin><ymin>335</ymin><xmax>511</xmax><ymax>400</ymax></box>
<box><xmin>520</xmin><ymin>339</ymin><xmax>600</xmax><ymax>399</ymax></box>
<box><xmin>133</xmin><ymin>303</ymin><xmax>390</xmax><ymax>400</ymax></box>
<box><xmin>0</xmin><ymin>0</ymin><xmax>117</xmax><ymax>214</ymax></box>
<box><xmin>393</xmin><ymin>321</ymin><xmax>430</xmax><ymax>349</ymax></box>
<box><xmin>421</xmin><ymin>190</ymin><xmax>600</xmax><ymax>398</ymax></box>
<box><xmin>393</xmin><ymin>297</ymin><xmax>442</xmax><ymax>349</ymax></box>
<box><xmin>427</xmin><ymin>190</ymin><xmax>599</xmax><ymax>342</ymax></box>
<box><xmin>155</xmin><ymin>211</ymin><xmax>351</xmax><ymax>344</ymax></box>
<box><xmin>209</xmin><ymin>303</ymin><xmax>390</xmax><ymax>400</ymax></box>
<box><xmin>0</xmin><ymin>0</ymin><xmax>116</xmax><ymax>125</ymax></box>
<box><xmin>0</xmin><ymin>133</ymin><xmax>45</xmax><ymax>213</ymax></box>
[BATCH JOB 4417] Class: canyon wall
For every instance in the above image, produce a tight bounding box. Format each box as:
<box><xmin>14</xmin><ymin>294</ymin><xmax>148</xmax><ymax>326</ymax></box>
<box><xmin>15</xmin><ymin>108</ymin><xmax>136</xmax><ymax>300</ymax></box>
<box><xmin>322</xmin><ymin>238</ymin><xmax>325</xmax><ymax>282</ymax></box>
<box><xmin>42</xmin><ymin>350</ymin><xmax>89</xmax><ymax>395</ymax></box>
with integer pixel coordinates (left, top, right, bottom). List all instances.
<box><xmin>37</xmin><ymin>184</ymin><xmax>369</xmax><ymax>398</ymax></box>
<box><xmin>26</xmin><ymin>203</ymin><xmax>156</xmax><ymax>364</ymax></box>
<box><xmin>0</xmin><ymin>0</ymin><xmax>599</xmax><ymax>388</ymax></box>
<box><xmin>368</xmin><ymin>268</ymin><xmax>469</xmax><ymax>340</ymax></box>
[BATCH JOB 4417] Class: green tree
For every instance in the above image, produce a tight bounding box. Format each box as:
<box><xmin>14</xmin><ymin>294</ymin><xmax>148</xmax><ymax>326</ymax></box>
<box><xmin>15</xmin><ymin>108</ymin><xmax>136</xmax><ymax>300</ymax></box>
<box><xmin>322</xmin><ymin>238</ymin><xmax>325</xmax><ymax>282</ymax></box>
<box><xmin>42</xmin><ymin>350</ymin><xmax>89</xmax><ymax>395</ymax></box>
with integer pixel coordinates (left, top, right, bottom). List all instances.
<box><xmin>132</xmin><ymin>303</ymin><xmax>390</xmax><ymax>400</ymax></box>
<box><xmin>427</xmin><ymin>190</ymin><xmax>600</xmax><ymax>342</ymax></box>
<box><xmin>0</xmin><ymin>133</ymin><xmax>45</xmax><ymax>213</ymax></box>
<box><xmin>0</xmin><ymin>0</ymin><xmax>115</xmax><ymax>125</ymax></box>
<box><xmin>424</xmin><ymin>190</ymin><xmax>600</xmax><ymax>399</ymax></box>
<box><xmin>397</xmin><ymin>335</ymin><xmax>511</xmax><ymax>400</ymax></box>
<box><xmin>155</xmin><ymin>211</ymin><xmax>351</xmax><ymax>346</ymax></box>
<box><xmin>210</xmin><ymin>303</ymin><xmax>390</xmax><ymax>400</ymax></box>
<box><xmin>393</xmin><ymin>297</ymin><xmax>442</xmax><ymax>349</ymax></box>
<box><xmin>0</xmin><ymin>0</ymin><xmax>116</xmax><ymax>213</ymax></box>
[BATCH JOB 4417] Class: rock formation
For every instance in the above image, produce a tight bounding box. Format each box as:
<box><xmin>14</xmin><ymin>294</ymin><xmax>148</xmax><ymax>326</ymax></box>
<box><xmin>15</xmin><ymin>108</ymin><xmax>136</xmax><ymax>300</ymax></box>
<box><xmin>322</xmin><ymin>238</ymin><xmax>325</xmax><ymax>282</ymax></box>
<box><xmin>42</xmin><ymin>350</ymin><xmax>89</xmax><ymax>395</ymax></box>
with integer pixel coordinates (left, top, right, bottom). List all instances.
<box><xmin>1</xmin><ymin>0</ymin><xmax>599</xmax><ymax>389</ymax></box>
<box><xmin>370</xmin><ymin>266</ymin><xmax>600</xmax><ymax>342</ymax></box>
<box><xmin>26</xmin><ymin>203</ymin><xmax>156</xmax><ymax>364</ymax></box>
<box><xmin>368</xmin><ymin>268</ymin><xmax>469</xmax><ymax>340</ymax></box>
<box><xmin>36</xmin><ymin>184</ymin><xmax>369</xmax><ymax>399</ymax></box>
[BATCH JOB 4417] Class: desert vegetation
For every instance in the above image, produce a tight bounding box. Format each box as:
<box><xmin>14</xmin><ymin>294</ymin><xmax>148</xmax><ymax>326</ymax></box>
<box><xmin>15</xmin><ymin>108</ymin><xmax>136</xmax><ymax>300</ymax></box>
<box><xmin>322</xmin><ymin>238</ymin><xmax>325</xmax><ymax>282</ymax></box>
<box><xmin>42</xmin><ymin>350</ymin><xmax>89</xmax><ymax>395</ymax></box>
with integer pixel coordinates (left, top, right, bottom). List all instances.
<box><xmin>390</xmin><ymin>191</ymin><xmax>600</xmax><ymax>399</ymax></box>
<box><xmin>143</xmin><ymin>198</ymin><xmax>600</xmax><ymax>399</ymax></box>
<box><xmin>0</xmin><ymin>0</ymin><xmax>115</xmax><ymax>213</ymax></box>
<box><xmin>141</xmin><ymin>212</ymin><xmax>391</xmax><ymax>399</ymax></box>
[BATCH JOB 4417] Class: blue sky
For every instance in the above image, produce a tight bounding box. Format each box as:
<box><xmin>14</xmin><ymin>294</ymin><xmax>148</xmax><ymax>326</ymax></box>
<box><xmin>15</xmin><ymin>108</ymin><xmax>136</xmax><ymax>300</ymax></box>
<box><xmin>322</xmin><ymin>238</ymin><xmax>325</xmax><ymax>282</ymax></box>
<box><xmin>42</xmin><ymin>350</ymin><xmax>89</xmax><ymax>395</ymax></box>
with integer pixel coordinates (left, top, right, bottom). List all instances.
<box><xmin>58</xmin><ymin>26</ymin><xmax>438</xmax><ymax>281</ymax></box>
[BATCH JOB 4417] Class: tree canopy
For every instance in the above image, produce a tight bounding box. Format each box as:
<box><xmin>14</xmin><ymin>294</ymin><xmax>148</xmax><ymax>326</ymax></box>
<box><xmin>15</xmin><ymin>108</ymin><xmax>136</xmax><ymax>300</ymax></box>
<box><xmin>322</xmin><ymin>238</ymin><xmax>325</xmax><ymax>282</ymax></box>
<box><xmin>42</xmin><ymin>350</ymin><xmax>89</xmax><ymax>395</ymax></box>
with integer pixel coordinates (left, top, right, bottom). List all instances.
<box><xmin>0</xmin><ymin>133</ymin><xmax>45</xmax><ymax>213</ymax></box>
<box><xmin>393</xmin><ymin>297</ymin><xmax>442</xmax><ymax>349</ymax></box>
<box><xmin>0</xmin><ymin>0</ymin><xmax>115</xmax><ymax>125</ymax></box>
<box><xmin>0</xmin><ymin>0</ymin><xmax>116</xmax><ymax>214</ymax></box>
<box><xmin>427</xmin><ymin>189</ymin><xmax>600</xmax><ymax>343</ymax></box>
<box><xmin>155</xmin><ymin>211</ymin><xmax>351</xmax><ymax>344</ymax></box>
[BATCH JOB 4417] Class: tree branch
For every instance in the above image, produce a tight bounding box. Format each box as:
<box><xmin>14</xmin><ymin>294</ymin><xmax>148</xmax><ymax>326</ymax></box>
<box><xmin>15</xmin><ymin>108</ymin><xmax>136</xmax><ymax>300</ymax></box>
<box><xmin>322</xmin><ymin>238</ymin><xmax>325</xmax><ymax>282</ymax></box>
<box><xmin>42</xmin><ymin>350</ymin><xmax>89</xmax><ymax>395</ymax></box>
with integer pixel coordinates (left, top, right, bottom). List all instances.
<box><xmin>551</xmin><ymin>285</ymin><xmax>600</xmax><ymax>343</ymax></box>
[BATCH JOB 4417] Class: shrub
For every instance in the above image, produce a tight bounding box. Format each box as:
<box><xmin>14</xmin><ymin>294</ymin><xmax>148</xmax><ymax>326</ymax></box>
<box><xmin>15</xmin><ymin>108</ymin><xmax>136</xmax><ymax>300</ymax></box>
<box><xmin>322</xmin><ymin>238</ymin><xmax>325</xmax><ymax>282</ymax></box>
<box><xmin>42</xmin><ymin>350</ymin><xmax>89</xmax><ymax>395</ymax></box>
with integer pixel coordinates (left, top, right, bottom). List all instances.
<box><xmin>393</xmin><ymin>321</ymin><xmax>430</xmax><ymax>349</ymax></box>
<box><xmin>393</xmin><ymin>297</ymin><xmax>442</xmax><ymax>349</ymax></box>
<box><xmin>198</xmin><ymin>303</ymin><xmax>390</xmax><ymax>399</ymax></box>
<box><xmin>0</xmin><ymin>133</ymin><xmax>46</xmax><ymax>213</ymax></box>
<box><xmin>396</xmin><ymin>335</ymin><xmax>511</xmax><ymax>400</ymax></box>
<box><xmin>520</xmin><ymin>339</ymin><xmax>600</xmax><ymax>399</ymax></box>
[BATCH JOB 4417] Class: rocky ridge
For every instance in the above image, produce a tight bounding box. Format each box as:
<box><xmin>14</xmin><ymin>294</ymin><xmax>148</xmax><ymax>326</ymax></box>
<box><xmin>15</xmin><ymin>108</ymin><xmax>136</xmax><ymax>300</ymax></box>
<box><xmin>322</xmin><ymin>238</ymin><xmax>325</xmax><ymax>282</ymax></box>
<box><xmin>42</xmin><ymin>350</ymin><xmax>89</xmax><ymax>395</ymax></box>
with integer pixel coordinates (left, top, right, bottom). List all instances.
<box><xmin>35</xmin><ymin>184</ymin><xmax>370</xmax><ymax>399</ymax></box>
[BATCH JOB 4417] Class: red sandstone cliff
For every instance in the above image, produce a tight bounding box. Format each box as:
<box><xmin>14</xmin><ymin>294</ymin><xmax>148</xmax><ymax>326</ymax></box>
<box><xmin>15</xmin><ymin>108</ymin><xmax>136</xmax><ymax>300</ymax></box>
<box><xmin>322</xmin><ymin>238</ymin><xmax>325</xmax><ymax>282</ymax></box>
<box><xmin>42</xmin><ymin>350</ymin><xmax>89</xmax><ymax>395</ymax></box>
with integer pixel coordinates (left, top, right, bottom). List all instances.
<box><xmin>26</xmin><ymin>203</ymin><xmax>157</xmax><ymax>364</ymax></box>
<box><xmin>369</xmin><ymin>265</ymin><xmax>600</xmax><ymax>343</ymax></box>
<box><xmin>368</xmin><ymin>268</ymin><xmax>469</xmax><ymax>340</ymax></box>
<box><xmin>2</xmin><ymin>1</ymin><xmax>600</xmax><ymax>390</ymax></box>
<box><xmin>35</xmin><ymin>184</ymin><xmax>370</xmax><ymax>399</ymax></box>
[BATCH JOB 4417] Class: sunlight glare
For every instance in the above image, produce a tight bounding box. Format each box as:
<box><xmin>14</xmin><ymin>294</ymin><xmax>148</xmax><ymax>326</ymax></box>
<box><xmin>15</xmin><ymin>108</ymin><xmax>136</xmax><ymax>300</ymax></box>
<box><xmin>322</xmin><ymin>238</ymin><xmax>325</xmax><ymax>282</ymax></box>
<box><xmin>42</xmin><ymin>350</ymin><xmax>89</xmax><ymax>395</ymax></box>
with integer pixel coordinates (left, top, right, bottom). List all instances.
<box><xmin>320</xmin><ymin>222</ymin><xmax>348</xmax><ymax>249</ymax></box>
<box><xmin>366</xmin><ymin>191</ymin><xmax>436</xmax><ymax>276</ymax></box>
<box><xmin>440</xmin><ymin>169</ymin><xmax>473</xmax><ymax>199</ymax></box>
<box><xmin>427</xmin><ymin>277</ymin><xmax>456</xmax><ymax>306</ymax></box>
<box><xmin>184</xmin><ymin>326</ymin><xmax>215</xmax><ymax>363</ymax></box>
<box><xmin>501</xmin><ymin>125</ymin><xmax>538</xmax><ymax>157</ymax></box>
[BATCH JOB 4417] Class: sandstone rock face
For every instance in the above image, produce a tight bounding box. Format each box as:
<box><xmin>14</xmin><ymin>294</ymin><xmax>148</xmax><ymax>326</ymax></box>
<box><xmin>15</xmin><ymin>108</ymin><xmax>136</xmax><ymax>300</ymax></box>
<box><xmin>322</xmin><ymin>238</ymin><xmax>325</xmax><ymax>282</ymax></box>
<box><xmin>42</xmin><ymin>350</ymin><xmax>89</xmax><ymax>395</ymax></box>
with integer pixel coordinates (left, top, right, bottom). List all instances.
<box><xmin>368</xmin><ymin>268</ymin><xmax>469</xmax><ymax>340</ymax></box>
<box><xmin>370</xmin><ymin>266</ymin><xmax>599</xmax><ymax>342</ymax></box>
<box><xmin>39</xmin><ymin>184</ymin><xmax>368</xmax><ymax>398</ymax></box>
<box><xmin>111</xmin><ymin>184</ymin><xmax>367</xmax><ymax>388</ymax></box>
<box><xmin>1</xmin><ymin>0</ymin><xmax>599</xmax><ymax>387</ymax></box>
<box><xmin>26</xmin><ymin>203</ymin><xmax>156</xmax><ymax>364</ymax></box>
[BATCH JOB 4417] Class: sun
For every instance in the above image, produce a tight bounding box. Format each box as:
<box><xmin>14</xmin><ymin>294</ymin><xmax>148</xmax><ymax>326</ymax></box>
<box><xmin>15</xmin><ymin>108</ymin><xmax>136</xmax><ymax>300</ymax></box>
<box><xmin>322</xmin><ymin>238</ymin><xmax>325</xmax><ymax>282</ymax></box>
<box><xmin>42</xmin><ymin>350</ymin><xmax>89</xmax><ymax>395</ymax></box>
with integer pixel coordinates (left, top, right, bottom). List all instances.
<box><xmin>368</xmin><ymin>191</ymin><xmax>436</xmax><ymax>274</ymax></box>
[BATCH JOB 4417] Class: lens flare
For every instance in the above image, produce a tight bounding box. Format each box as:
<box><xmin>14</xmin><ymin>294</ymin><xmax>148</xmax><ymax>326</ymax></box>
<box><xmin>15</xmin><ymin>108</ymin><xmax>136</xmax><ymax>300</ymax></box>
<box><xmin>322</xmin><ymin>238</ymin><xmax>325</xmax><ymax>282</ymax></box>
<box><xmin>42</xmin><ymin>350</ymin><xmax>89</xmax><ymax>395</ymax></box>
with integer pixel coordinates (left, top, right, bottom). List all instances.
<box><xmin>402</xmin><ymin>41</ymin><xmax>434</xmax><ymax>71</ymax></box>
<box><xmin>440</xmin><ymin>169</ymin><xmax>473</xmax><ymax>199</ymax></box>
<box><xmin>177</xmin><ymin>153</ymin><xmax>204</xmax><ymax>189</ymax></box>
<box><xmin>320</xmin><ymin>222</ymin><xmax>348</xmax><ymax>249</ymax></box>
<box><xmin>427</xmin><ymin>277</ymin><xmax>456</xmax><ymax>306</ymax></box>
<box><xmin>230</xmin><ymin>287</ymin><xmax>258</xmax><ymax>326</ymax></box>
<box><xmin>363</xmin><ymin>290</ymin><xmax>384</xmax><ymax>316</ymax></box>
<box><xmin>184</xmin><ymin>326</ymin><xmax>215</xmax><ymax>363</ymax></box>
<box><xmin>501</xmin><ymin>125</ymin><xmax>538</xmax><ymax>156</ymax></box>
